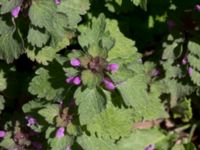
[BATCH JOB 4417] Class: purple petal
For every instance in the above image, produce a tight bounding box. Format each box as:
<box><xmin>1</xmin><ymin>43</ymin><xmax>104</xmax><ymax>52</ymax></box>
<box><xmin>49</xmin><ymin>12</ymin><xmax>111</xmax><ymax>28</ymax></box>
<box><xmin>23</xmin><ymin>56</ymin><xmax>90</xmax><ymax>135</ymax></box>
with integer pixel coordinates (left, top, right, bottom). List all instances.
<box><xmin>25</xmin><ymin>116</ymin><xmax>37</xmax><ymax>127</ymax></box>
<box><xmin>103</xmin><ymin>78</ymin><xmax>115</xmax><ymax>90</ymax></box>
<box><xmin>54</xmin><ymin>0</ymin><xmax>61</xmax><ymax>5</ymax></box>
<box><xmin>56</xmin><ymin>127</ymin><xmax>65</xmax><ymax>138</ymax></box>
<box><xmin>144</xmin><ymin>144</ymin><xmax>154</xmax><ymax>150</ymax></box>
<box><xmin>0</xmin><ymin>130</ymin><xmax>6</xmax><ymax>138</ymax></box>
<box><xmin>70</xmin><ymin>58</ymin><xmax>81</xmax><ymax>67</ymax></box>
<box><xmin>188</xmin><ymin>67</ymin><xmax>193</xmax><ymax>76</ymax></box>
<box><xmin>151</xmin><ymin>69</ymin><xmax>160</xmax><ymax>77</ymax></box>
<box><xmin>11</xmin><ymin>6</ymin><xmax>21</xmax><ymax>18</ymax></box>
<box><xmin>72</xmin><ymin>76</ymin><xmax>81</xmax><ymax>85</ymax></box>
<box><xmin>106</xmin><ymin>64</ymin><xmax>119</xmax><ymax>72</ymax></box>
<box><xmin>66</xmin><ymin>77</ymin><xmax>75</xmax><ymax>83</ymax></box>
<box><xmin>66</xmin><ymin>145</ymin><xmax>70</xmax><ymax>150</ymax></box>
<box><xmin>195</xmin><ymin>4</ymin><xmax>200</xmax><ymax>11</ymax></box>
<box><xmin>182</xmin><ymin>56</ymin><xmax>188</xmax><ymax>65</ymax></box>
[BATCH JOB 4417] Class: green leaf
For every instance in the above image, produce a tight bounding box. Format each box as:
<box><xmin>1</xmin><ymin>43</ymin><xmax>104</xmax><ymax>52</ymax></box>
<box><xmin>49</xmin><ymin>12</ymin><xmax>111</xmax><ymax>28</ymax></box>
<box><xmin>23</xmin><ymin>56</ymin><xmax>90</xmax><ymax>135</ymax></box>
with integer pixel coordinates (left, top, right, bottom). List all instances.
<box><xmin>117</xmin><ymin>74</ymin><xmax>168</xmax><ymax>121</ymax></box>
<box><xmin>28</xmin><ymin>67</ymin><xmax>65</xmax><ymax>100</ymax></box>
<box><xmin>27</xmin><ymin>27</ymin><xmax>49</xmax><ymax>48</ymax></box>
<box><xmin>88</xmin><ymin>105</ymin><xmax>133</xmax><ymax>140</ymax></box>
<box><xmin>29</xmin><ymin>1</ymin><xmax>55</xmax><ymax>29</ymax></box>
<box><xmin>77</xmin><ymin>134</ymin><xmax>119</xmax><ymax>150</ymax></box>
<box><xmin>189</xmin><ymin>68</ymin><xmax>200</xmax><ymax>86</ymax></box>
<box><xmin>0</xmin><ymin>71</ymin><xmax>7</xmax><ymax>91</ymax></box>
<box><xmin>0</xmin><ymin>132</ymin><xmax>16</xmax><ymax>149</ymax></box>
<box><xmin>27</xmin><ymin>37</ymin><xmax>69</xmax><ymax>65</ymax></box>
<box><xmin>38</xmin><ymin>104</ymin><xmax>59</xmax><ymax>124</ymax></box>
<box><xmin>57</xmin><ymin>0</ymin><xmax>90</xmax><ymax>27</ymax></box>
<box><xmin>22</xmin><ymin>100</ymin><xmax>45</xmax><ymax>113</ymax></box>
<box><xmin>173</xmin><ymin>98</ymin><xmax>192</xmax><ymax>122</ymax></box>
<box><xmin>188</xmin><ymin>41</ymin><xmax>200</xmax><ymax>58</ymax></box>
<box><xmin>131</xmin><ymin>0</ymin><xmax>141</xmax><ymax>6</ymax></box>
<box><xmin>0</xmin><ymin>18</ymin><xmax>12</xmax><ymax>35</ymax></box>
<box><xmin>117</xmin><ymin>128</ymin><xmax>166</xmax><ymax>150</ymax></box>
<box><xmin>81</xmin><ymin>70</ymin><xmax>103</xmax><ymax>88</ymax></box>
<box><xmin>0</xmin><ymin>30</ymin><xmax>23</xmax><ymax>63</ymax></box>
<box><xmin>78</xmin><ymin>14</ymin><xmax>108</xmax><ymax>57</ymax></box>
<box><xmin>106</xmin><ymin>19</ymin><xmax>139</xmax><ymax>61</ymax></box>
<box><xmin>74</xmin><ymin>88</ymin><xmax>106</xmax><ymax>125</ymax></box>
<box><xmin>0</xmin><ymin>95</ymin><xmax>5</xmax><ymax>114</ymax></box>
<box><xmin>49</xmin><ymin>135</ymin><xmax>71</xmax><ymax>150</ymax></box>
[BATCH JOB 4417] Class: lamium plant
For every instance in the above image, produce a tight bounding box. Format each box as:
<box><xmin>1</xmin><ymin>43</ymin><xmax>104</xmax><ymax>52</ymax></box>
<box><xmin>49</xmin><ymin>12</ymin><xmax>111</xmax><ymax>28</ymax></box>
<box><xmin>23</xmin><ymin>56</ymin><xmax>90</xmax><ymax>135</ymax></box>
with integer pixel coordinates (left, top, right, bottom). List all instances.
<box><xmin>0</xmin><ymin>0</ymin><xmax>200</xmax><ymax>150</ymax></box>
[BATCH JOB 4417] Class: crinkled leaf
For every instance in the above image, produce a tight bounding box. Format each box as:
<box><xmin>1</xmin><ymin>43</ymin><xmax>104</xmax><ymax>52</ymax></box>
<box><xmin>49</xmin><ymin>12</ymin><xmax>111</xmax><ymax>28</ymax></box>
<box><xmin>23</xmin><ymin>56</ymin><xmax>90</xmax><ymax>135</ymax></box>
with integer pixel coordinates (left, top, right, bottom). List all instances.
<box><xmin>117</xmin><ymin>74</ymin><xmax>168</xmax><ymax>121</ymax></box>
<box><xmin>0</xmin><ymin>71</ymin><xmax>7</xmax><ymax>91</ymax></box>
<box><xmin>38</xmin><ymin>104</ymin><xmax>59</xmax><ymax>124</ymax></box>
<box><xmin>0</xmin><ymin>95</ymin><xmax>5</xmax><ymax>114</ymax></box>
<box><xmin>106</xmin><ymin>19</ymin><xmax>139</xmax><ymax>61</ymax></box>
<box><xmin>29</xmin><ymin>1</ymin><xmax>55</xmax><ymax>29</ymax></box>
<box><xmin>27</xmin><ymin>27</ymin><xmax>49</xmax><ymax>48</ymax></box>
<box><xmin>117</xmin><ymin>128</ymin><xmax>166</xmax><ymax>150</ymax></box>
<box><xmin>78</xmin><ymin>14</ymin><xmax>108</xmax><ymax>57</ymax></box>
<box><xmin>88</xmin><ymin>105</ymin><xmax>133</xmax><ymax>140</ymax></box>
<box><xmin>77</xmin><ymin>134</ymin><xmax>119</xmax><ymax>150</ymax></box>
<box><xmin>0</xmin><ymin>132</ymin><xmax>16</xmax><ymax>149</ymax></box>
<box><xmin>57</xmin><ymin>0</ymin><xmax>90</xmax><ymax>27</ymax></box>
<box><xmin>28</xmin><ymin>67</ymin><xmax>65</xmax><ymax>100</ymax></box>
<box><xmin>0</xmin><ymin>30</ymin><xmax>23</xmax><ymax>63</ymax></box>
<box><xmin>173</xmin><ymin>98</ymin><xmax>193</xmax><ymax>122</ymax></box>
<box><xmin>22</xmin><ymin>100</ymin><xmax>45</xmax><ymax>113</ymax></box>
<box><xmin>27</xmin><ymin>37</ymin><xmax>69</xmax><ymax>65</ymax></box>
<box><xmin>74</xmin><ymin>88</ymin><xmax>106</xmax><ymax>125</ymax></box>
<box><xmin>81</xmin><ymin>70</ymin><xmax>103</xmax><ymax>88</ymax></box>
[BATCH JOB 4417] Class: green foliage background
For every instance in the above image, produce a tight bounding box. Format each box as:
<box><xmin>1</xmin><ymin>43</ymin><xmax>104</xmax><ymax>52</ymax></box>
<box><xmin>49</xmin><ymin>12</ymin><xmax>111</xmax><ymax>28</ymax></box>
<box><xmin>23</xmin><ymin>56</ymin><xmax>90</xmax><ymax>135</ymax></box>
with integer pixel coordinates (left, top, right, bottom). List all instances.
<box><xmin>0</xmin><ymin>0</ymin><xmax>200</xmax><ymax>149</ymax></box>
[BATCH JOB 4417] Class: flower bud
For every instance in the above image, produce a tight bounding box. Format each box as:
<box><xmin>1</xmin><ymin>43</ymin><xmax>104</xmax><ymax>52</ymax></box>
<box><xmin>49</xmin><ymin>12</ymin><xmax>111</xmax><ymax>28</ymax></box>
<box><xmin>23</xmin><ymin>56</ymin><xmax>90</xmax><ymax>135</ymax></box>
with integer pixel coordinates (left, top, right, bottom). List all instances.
<box><xmin>70</xmin><ymin>58</ymin><xmax>81</xmax><ymax>67</ymax></box>
<box><xmin>25</xmin><ymin>116</ymin><xmax>37</xmax><ymax>127</ymax></box>
<box><xmin>188</xmin><ymin>67</ymin><xmax>193</xmax><ymax>76</ymax></box>
<box><xmin>106</xmin><ymin>64</ymin><xmax>119</xmax><ymax>73</ymax></box>
<box><xmin>66</xmin><ymin>76</ymin><xmax>74</xmax><ymax>83</ymax></box>
<box><xmin>11</xmin><ymin>6</ymin><xmax>21</xmax><ymax>18</ymax></box>
<box><xmin>56</xmin><ymin>127</ymin><xmax>65</xmax><ymax>138</ymax></box>
<box><xmin>195</xmin><ymin>4</ymin><xmax>200</xmax><ymax>11</ymax></box>
<box><xmin>0</xmin><ymin>130</ymin><xmax>6</xmax><ymax>138</ymax></box>
<box><xmin>73</xmin><ymin>76</ymin><xmax>81</xmax><ymax>85</ymax></box>
<box><xmin>144</xmin><ymin>144</ymin><xmax>154</xmax><ymax>150</ymax></box>
<box><xmin>66</xmin><ymin>145</ymin><xmax>70</xmax><ymax>150</ymax></box>
<box><xmin>103</xmin><ymin>78</ymin><xmax>115</xmax><ymax>90</ymax></box>
<box><xmin>54</xmin><ymin>0</ymin><xmax>61</xmax><ymax>5</ymax></box>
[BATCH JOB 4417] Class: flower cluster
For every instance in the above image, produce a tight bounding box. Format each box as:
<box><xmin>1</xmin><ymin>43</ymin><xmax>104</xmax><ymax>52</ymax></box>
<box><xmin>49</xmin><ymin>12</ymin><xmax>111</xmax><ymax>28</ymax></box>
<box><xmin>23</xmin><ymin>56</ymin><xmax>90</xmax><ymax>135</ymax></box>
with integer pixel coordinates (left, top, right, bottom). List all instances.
<box><xmin>65</xmin><ymin>52</ymin><xmax>119</xmax><ymax>90</ymax></box>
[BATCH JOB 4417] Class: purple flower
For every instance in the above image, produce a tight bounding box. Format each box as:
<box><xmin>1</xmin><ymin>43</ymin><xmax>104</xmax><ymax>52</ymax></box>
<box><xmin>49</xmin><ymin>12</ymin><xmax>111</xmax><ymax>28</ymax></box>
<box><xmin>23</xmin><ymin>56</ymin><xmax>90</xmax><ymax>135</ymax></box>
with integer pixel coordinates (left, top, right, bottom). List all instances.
<box><xmin>25</xmin><ymin>116</ymin><xmax>37</xmax><ymax>127</ymax></box>
<box><xmin>188</xmin><ymin>67</ymin><xmax>193</xmax><ymax>76</ymax></box>
<box><xmin>66</xmin><ymin>145</ymin><xmax>70</xmax><ymax>150</ymax></box>
<box><xmin>70</xmin><ymin>58</ymin><xmax>81</xmax><ymax>67</ymax></box>
<box><xmin>56</xmin><ymin>127</ymin><xmax>65</xmax><ymax>138</ymax></box>
<box><xmin>106</xmin><ymin>64</ymin><xmax>119</xmax><ymax>73</ymax></box>
<box><xmin>11</xmin><ymin>6</ymin><xmax>21</xmax><ymax>18</ymax></box>
<box><xmin>151</xmin><ymin>69</ymin><xmax>160</xmax><ymax>77</ymax></box>
<box><xmin>182</xmin><ymin>56</ymin><xmax>188</xmax><ymax>65</ymax></box>
<box><xmin>66</xmin><ymin>76</ymin><xmax>75</xmax><ymax>83</ymax></box>
<box><xmin>144</xmin><ymin>144</ymin><xmax>154</xmax><ymax>150</ymax></box>
<box><xmin>73</xmin><ymin>76</ymin><xmax>81</xmax><ymax>85</ymax></box>
<box><xmin>195</xmin><ymin>4</ymin><xmax>200</xmax><ymax>11</ymax></box>
<box><xmin>103</xmin><ymin>78</ymin><xmax>116</xmax><ymax>90</ymax></box>
<box><xmin>0</xmin><ymin>130</ymin><xmax>6</xmax><ymax>138</ymax></box>
<box><xmin>32</xmin><ymin>142</ymin><xmax>42</xmax><ymax>150</ymax></box>
<box><xmin>54</xmin><ymin>0</ymin><xmax>61</xmax><ymax>5</ymax></box>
